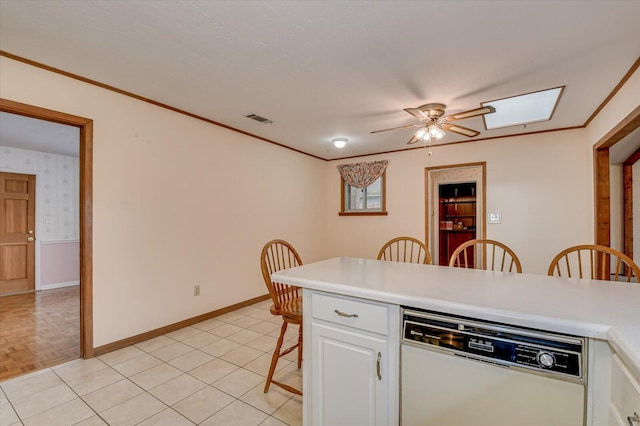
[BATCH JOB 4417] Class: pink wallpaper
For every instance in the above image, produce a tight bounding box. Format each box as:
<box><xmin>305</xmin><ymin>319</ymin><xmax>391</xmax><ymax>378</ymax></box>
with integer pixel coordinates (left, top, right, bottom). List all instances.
<box><xmin>40</xmin><ymin>241</ymin><xmax>79</xmax><ymax>285</ymax></box>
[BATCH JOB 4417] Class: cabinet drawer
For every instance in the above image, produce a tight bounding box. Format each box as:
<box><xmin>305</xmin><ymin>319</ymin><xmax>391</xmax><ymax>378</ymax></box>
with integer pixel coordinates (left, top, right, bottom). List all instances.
<box><xmin>609</xmin><ymin>354</ymin><xmax>640</xmax><ymax>425</ymax></box>
<box><xmin>311</xmin><ymin>292</ymin><xmax>389</xmax><ymax>335</ymax></box>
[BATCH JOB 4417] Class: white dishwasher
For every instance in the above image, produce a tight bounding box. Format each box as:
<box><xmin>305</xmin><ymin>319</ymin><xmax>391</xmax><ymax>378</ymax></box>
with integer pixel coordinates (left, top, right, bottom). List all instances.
<box><xmin>401</xmin><ymin>308</ymin><xmax>586</xmax><ymax>426</ymax></box>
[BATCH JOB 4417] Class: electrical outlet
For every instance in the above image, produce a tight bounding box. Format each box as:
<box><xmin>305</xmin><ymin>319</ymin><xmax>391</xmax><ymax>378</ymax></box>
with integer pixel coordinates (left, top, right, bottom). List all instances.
<box><xmin>194</xmin><ymin>285</ymin><xmax>200</xmax><ymax>296</ymax></box>
<box><xmin>488</xmin><ymin>211</ymin><xmax>502</xmax><ymax>224</ymax></box>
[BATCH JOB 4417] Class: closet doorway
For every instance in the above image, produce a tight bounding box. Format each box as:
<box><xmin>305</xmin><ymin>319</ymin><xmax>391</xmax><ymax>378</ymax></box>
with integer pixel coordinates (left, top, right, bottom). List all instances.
<box><xmin>425</xmin><ymin>162</ymin><xmax>486</xmax><ymax>266</ymax></box>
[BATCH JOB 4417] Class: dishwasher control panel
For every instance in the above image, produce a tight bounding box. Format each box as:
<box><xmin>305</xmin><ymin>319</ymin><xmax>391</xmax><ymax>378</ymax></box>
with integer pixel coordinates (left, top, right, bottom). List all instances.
<box><xmin>402</xmin><ymin>309</ymin><xmax>584</xmax><ymax>379</ymax></box>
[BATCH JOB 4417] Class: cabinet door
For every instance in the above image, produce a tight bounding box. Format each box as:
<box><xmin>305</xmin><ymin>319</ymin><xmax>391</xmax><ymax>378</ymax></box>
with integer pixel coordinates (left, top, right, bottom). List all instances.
<box><xmin>609</xmin><ymin>354</ymin><xmax>640</xmax><ymax>426</ymax></box>
<box><xmin>311</xmin><ymin>321</ymin><xmax>388</xmax><ymax>426</ymax></box>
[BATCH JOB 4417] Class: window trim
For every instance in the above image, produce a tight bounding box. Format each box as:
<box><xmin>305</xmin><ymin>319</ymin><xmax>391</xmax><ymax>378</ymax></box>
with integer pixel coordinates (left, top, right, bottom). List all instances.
<box><xmin>339</xmin><ymin>171</ymin><xmax>387</xmax><ymax>216</ymax></box>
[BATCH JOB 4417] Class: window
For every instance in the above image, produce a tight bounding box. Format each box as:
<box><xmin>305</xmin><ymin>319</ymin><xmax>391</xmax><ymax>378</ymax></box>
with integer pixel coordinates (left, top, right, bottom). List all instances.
<box><xmin>337</xmin><ymin>160</ymin><xmax>388</xmax><ymax>216</ymax></box>
<box><xmin>482</xmin><ymin>86</ymin><xmax>564</xmax><ymax>130</ymax></box>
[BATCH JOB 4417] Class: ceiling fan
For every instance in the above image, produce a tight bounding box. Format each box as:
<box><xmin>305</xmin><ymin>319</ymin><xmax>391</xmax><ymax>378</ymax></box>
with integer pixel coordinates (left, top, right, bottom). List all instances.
<box><xmin>371</xmin><ymin>103</ymin><xmax>496</xmax><ymax>144</ymax></box>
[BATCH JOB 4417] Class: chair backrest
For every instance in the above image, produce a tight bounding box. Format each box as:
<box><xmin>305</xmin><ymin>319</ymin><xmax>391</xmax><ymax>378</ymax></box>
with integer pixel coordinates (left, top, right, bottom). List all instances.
<box><xmin>260</xmin><ymin>239</ymin><xmax>303</xmax><ymax>313</ymax></box>
<box><xmin>547</xmin><ymin>244</ymin><xmax>640</xmax><ymax>282</ymax></box>
<box><xmin>449</xmin><ymin>239</ymin><xmax>522</xmax><ymax>273</ymax></box>
<box><xmin>377</xmin><ymin>236</ymin><xmax>432</xmax><ymax>265</ymax></box>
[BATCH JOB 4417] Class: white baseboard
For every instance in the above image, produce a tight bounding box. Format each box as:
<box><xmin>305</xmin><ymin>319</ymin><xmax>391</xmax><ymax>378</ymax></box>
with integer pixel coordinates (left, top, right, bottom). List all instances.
<box><xmin>40</xmin><ymin>281</ymin><xmax>79</xmax><ymax>291</ymax></box>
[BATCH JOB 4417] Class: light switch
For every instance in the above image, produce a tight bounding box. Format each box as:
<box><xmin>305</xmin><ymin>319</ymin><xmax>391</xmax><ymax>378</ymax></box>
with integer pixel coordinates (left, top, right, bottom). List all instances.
<box><xmin>489</xmin><ymin>211</ymin><xmax>502</xmax><ymax>224</ymax></box>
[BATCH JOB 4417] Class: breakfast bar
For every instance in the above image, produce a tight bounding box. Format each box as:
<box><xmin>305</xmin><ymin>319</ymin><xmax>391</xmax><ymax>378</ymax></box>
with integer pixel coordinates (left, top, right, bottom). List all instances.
<box><xmin>272</xmin><ymin>257</ymin><xmax>640</xmax><ymax>426</ymax></box>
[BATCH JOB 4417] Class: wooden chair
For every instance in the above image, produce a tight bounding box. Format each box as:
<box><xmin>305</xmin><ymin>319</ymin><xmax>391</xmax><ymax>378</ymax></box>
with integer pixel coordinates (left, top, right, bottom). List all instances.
<box><xmin>260</xmin><ymin>239</ymin><xmax>303</xmax><ymax>395</ymax></box>
<box><xmin>547</xmin><ymin>244</ymin><xmax>640</xmax><ymax>282</ymax></box>
<box><xmin>449</xmin><ymin>239</ymin><xmax>522</xmax><ymax>273</ymax></box>
<box><xmin>377</xmin><ymin>236</ymin><xmax>432</xmax><ymax>264</ymax></box>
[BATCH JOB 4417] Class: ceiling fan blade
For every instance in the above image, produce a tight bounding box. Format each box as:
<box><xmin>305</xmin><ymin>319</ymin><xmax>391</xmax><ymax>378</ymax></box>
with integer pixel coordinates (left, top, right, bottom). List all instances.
<box><xmin>442</xmin><ymin>123</ymin><xmax>480</xmax><ymax>138</ymax></box>
<box><xmin>370</xmin><ymin>123</ymin><xmax>423</xmax><ymax>134</ymax></box>
<box><xmin>443</xmin><ymin>106</ymin><xmax>496</xmax><ymax>122</ymax></box>
<box><xmin>404</xmin><ymin>108</ymin><xmax>427</xmax><ymax>120</ymax></box>
<box><xmin>407</xmin><ymin>135</ymin><xmax>419</xmax><ymax>144</ymax></box>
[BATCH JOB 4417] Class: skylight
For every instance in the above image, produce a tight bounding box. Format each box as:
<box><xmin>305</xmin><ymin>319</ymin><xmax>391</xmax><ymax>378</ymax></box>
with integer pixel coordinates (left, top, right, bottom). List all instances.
<box><xmin>482</xmin><ymin>87</ymin><xmax>564</xmax><ymax>130</ymax></box>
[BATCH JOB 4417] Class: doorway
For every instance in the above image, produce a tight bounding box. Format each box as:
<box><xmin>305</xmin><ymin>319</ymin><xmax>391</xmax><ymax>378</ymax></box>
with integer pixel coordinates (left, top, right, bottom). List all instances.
<box><xmin>594</xmin><ymin>106</ymin><xmax>640</xmax><ymax>266</ymax></box>
<box><xmin>425</xmin><ymin>162</ymin><xmax>486</xmax><ymax>266</ymax></box>
<box><xmin>0</xmin><ymin>98</ymin><xmax>94</xmax><ymax>365</ymax></box>
<box><xmin>437</xmin><ymin>182</ymin><xmax>477</xmax><ymax>266</ymax></box>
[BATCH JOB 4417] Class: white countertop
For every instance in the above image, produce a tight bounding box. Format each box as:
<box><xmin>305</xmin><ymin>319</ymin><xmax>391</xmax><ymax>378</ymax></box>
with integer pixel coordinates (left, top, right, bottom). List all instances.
<box><xmin>272</xmin><ymin>257</ymin><xmax>640</xmax><ymax>379</ymax></box>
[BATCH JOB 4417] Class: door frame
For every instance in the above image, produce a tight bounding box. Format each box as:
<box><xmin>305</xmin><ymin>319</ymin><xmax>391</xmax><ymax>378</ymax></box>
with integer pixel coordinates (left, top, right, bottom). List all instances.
<box><xmin>594</xmin><ymin>106</ymin><xmax>640</xmax><ymax>251</ymax></box>
<box><xmin>0</xmin><ymin>98</ymin><xmax>94</xmax><ymax>358</ymax></box>
<box><xmin>425</xmin><ymin>162</ymin><xmax>486</xmax><ymax>264</ymax></box>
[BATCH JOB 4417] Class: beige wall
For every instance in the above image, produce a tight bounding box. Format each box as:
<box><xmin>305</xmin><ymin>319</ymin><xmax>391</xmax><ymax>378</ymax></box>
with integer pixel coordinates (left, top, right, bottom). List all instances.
<box><xmin>586</xmin><ymin>68</ymin><xmax>639</xmax><ymax>146</ymax></box>
<box><xmin>0</xmin><ymin>57</ymin><xmax>328</xmax><ymax>346</ymax></box>
<box><xmin>324</xmin><ymin>66</ymin><xmax>640</xmax><ymax>276</ymax></box>
<box><xmin>325</xmin><ymin>130</ymin><xmax>592</xmax><ymax>275</ymax></box>
<box><xmin>1</xmin><ymin>54</ymin><xmax>636</xmax><ymax>348</ymax></box>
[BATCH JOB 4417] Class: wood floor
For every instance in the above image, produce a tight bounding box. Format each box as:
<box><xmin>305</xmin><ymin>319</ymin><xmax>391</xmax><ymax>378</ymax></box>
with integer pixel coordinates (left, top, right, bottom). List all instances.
<box><xmin>0</xmin><ymin>286</ymin><xmax>80</xmax><ymax>381</ymax></box>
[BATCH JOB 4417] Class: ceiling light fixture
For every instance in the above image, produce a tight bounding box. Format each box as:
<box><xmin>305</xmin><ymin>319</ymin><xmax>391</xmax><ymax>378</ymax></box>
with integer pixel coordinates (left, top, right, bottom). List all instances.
<box><xmin>332</xmin><ymin>137</ymin><xmax>348</xmax><ymax>148</ymax></box>
<box><xmin>415</xmin><ymin>123</ymin><xmax>445</xmax><ymax>143</ymax></box>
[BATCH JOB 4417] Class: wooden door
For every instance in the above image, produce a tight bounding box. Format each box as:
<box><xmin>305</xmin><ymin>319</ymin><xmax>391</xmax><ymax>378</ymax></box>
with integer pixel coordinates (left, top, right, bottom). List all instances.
<box><xmin>0</xmin><ymin>172</ymin><xmax>36</xmax><ymax>295</ymax></box>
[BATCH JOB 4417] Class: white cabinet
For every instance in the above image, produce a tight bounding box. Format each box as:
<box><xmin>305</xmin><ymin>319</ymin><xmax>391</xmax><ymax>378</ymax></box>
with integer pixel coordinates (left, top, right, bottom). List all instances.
<box><xmin>609</xmin><ymin>354</ymin><xmax>640</xmax><ymax>426</ymax></box>
<box><xmin>303</xmin><ymin>290</ymin><xmax>399</xmax><ymax>426</ymax></box>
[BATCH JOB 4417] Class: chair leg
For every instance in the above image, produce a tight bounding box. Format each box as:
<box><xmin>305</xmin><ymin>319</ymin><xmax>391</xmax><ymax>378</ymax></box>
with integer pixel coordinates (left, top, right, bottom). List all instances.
<box><xmin>264</xmin><ymin>320</ymin><xmax>288</xmax><ymax>393</ymax></box>
<box><xmin>297</xmin><ymin>323</ymin><xmax>303</xmax><ymax>369</ymax></box>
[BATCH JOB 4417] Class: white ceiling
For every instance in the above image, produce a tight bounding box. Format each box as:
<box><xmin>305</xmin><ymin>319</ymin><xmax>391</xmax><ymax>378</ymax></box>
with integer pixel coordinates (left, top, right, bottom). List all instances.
<box><xmin>0</xmin><ymin>1</ymin><xmax>639</xmax><ymax>161</ymax></box>
<box><xmin>0</xmin><ymin>112</ymin><xmax>79</xmax><ymax>157</ymax></box>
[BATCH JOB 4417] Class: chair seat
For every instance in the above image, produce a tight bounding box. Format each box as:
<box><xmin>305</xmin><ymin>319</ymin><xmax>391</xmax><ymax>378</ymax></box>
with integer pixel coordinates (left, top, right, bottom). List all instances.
<box><xmin>270</xmin><ymin>298</ymin><xmax>302</xmax><ymax>323</ymax></box>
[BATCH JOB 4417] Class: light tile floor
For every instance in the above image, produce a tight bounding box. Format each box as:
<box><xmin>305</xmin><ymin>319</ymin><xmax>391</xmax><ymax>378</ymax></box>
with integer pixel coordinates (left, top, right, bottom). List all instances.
<box><xmin>0</xmin><ymin>300</ymin><xmax>302</xmax><ymax>426</ymax></box>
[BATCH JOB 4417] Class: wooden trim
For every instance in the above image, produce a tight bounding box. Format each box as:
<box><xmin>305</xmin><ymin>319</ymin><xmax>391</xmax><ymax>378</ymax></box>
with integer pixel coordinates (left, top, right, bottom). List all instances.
<box><xmin>339</xmin><ymin>171</ymin><xmax>387</xmax><ymax>215</ymax></box>
<box><xmin>330</xmin><ymin>126</ymin><xmax>583</xmax><ymax>162</ymax></box>
<box><xmin>623</xmin><ymin>147</ymin><xmax>640</xmax><ymax>167</ymax></box>
<box><xmin>0</xmin><ymin>50</ymin><xmax>324</xmax><ymax>162</ymax></box>
<box><xmin>622</xmin><ymin>147</ymin><xmax>640</xmax><ymax>263</ymax></box>
<box><xmin>584</xmin><ymin>57</ymin><xmax>640</xmax><ymax>127</ymax></box>
<box><xmin>594</xmin><ymin>148</ymin><xmax>611</xmax><ymax>249</ymax></box>
<box><xmin>338</xmin><ymin>211</ymin><xmax>388</xmax><ymax>216</ymax></box>
<box><xmin>3</xmin><ymin>52</ymin><xmax>638</xmax><ymax>164</ymax></box>
<box><xmin>623</xmin><ymin>163</ymin><xmax>633</xmax><ymax>262</ymax></box>
<box><xmin>594</xmin><ymin>106</ymin><xmax>640</xmax><ymax>252</ymax></box>
<box><xmin>340</xmin><ymin>175</ymin><xmax>346</xmax><ymax>212</ymax></box>
<box><xmin>0</xmin><ymin>98</ymin><xmax>94</xmax><ymax>358</ymax></box>
<box><xmin>593</xmin><ymin>105</ymin><xmax>640</xmax><ymax>150</ymax></box>
<box><xmin>93</xmin><ymin>294</ymin><xmax>270</xmax><ymax>356</ymax></box>
<box><xmin>79</xmin><ymin>120</ymin><xmax>94</xmax><ymax>358</ymax></box>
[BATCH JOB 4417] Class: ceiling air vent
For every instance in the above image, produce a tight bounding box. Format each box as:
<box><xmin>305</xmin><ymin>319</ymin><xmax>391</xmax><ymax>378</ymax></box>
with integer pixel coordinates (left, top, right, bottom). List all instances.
<box><xmin>244</xmin><ymin>113</ymin><xmax>273</xmax><ymax>124</ymax></box>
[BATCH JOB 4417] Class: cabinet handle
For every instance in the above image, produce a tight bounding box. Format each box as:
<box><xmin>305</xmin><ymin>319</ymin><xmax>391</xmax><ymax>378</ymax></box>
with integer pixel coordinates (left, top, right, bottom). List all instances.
<box><xmin>376</xmin><ymin>352</ymin><xmax>382</xmax><ymax>380</ymax></box>
<box><xmin>629</xmin><ymin>412</ymin><xmax>640</xmax><ymax>426</ymax></box>
<box><xmin>334</xmin><ymin>309</ymin><xmax>359</xmax><ymax>318</ymax></box>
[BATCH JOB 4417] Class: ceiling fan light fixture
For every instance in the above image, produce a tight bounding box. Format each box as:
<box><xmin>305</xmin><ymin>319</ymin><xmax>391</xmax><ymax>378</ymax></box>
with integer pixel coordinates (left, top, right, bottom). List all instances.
<box><xmin>332</xmin><ymin>137</ymin><xmax>348</xmax><ymax>148</ymax></box>
<box><xmin>429</xmin><ymin>124</ymin><xmax>445</xmax><ymax>140</ymax></box>
<box><xmin>415</xmin><ymin>127</ymin><xmax>431</xmax><ymax>142</ymax></box>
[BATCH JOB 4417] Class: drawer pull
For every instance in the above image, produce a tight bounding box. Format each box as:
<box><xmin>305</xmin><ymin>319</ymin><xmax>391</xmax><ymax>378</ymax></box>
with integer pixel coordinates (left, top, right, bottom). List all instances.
<box><xmin>376</xmin><ymin>352</ymin><xmax>382</xmax><ymax>380</ymax></box>
<box><xmin>334</xmin><ymin>309</ymin><xmax>359</xmax><ymax>318</ymax></box>
<box><xmin>629</xmin><ymin>412</ymin><xmax>640</xmax><ymax>426</ymax></box>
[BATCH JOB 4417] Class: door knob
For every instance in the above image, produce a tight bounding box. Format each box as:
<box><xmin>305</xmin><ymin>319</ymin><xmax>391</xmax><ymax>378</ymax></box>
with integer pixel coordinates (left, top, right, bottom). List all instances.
<box><xmin>27</xmin><ymin>236</ymin><xmax>34</xmax><ymax>242</ymax></box>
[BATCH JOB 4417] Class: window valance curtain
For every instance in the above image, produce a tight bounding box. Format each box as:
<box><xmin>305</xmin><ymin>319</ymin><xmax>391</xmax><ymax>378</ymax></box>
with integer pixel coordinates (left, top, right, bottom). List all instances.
<box><xmin>337</xmin><ymin>160</ymin><xmax>388</xmax><ymax>188</ymax></box>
